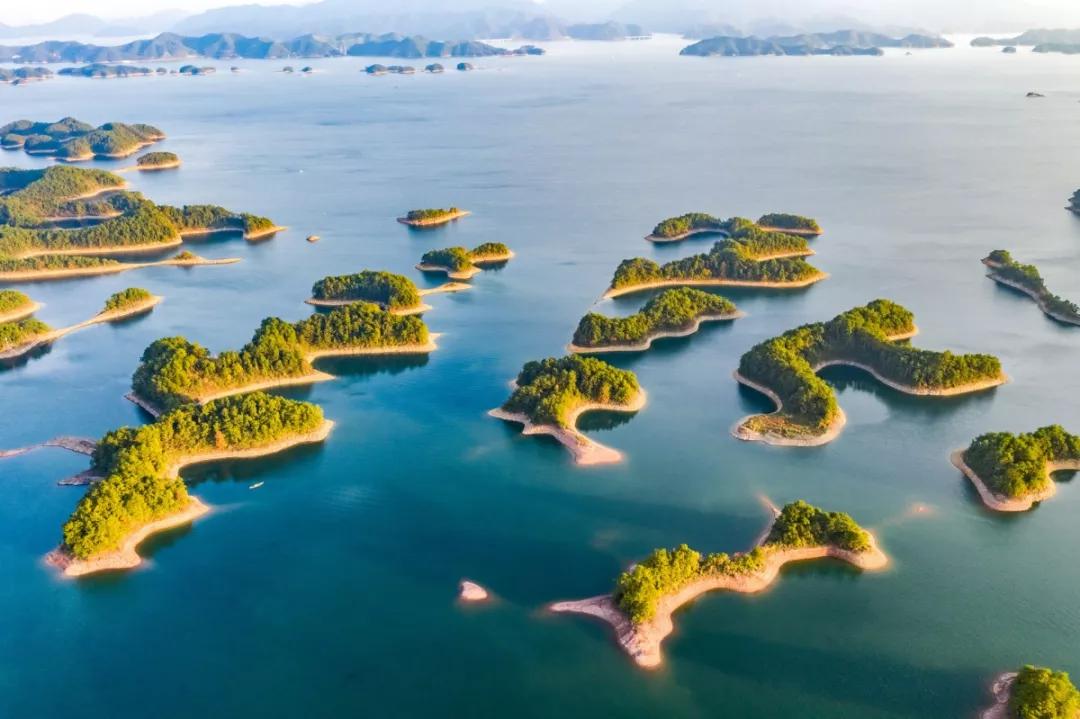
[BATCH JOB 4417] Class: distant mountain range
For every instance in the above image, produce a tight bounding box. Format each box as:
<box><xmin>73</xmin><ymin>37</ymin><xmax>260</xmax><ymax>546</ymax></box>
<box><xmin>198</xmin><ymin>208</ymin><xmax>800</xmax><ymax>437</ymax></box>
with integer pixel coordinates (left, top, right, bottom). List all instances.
<box><xmin>0</xmin><ymin>32</ymin><xmax>549</xmax><ymax>63</ymax></box>
<box><xmin>971</xmin><ymin>29</ymin><xmax>1080</xmax><ymax>47</ymax></box>
<box><xmin>681</xmin><ymin>31</ymin><xmax>952</xmax><ymax>57</ymax></box>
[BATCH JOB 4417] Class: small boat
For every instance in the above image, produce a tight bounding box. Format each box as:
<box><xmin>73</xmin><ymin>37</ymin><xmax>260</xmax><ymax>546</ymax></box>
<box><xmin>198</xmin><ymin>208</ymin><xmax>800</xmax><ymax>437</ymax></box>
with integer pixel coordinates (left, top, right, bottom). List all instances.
<box><xmin>249</xmin><ymin>482</ymin><xmax>264</xmax><ymax>490</ymax></box>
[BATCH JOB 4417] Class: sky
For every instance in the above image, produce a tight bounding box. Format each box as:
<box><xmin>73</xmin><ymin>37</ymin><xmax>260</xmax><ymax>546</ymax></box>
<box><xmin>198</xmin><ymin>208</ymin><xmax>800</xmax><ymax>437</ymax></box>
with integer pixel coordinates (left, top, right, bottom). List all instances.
<box><xmin>7</xmin><ymin>0</ymin><xmax>1080</xmax><ymax>31</ymax></box>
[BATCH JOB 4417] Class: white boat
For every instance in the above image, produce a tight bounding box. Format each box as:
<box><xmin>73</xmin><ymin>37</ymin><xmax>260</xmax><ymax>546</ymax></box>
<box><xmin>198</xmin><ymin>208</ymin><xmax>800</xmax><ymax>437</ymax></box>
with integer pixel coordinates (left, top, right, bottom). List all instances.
<box><xmin>249</xmin><ymin>482</ymin><xmax>264</xmax><ymax>490</ymax></box>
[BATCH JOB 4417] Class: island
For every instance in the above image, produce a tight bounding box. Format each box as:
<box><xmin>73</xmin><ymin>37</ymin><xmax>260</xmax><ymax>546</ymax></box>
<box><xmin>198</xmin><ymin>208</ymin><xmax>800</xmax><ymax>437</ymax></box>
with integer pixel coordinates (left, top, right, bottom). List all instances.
<box><xmin>0</xmin><ymin>117</ymin><xmax>164</xmax><ymax>160</ymax></box>
<box><xmin>646</xmin><ymin>212</ymin><xmax>821</xmax><ymax>243</ymax></box>
<box><xmin>57</xmin><ymin>64</ymin><xmax>153</xmax><ymax>80</ymax></box>
<box><xmin>952</xmin><ymin>425</ymin><xmax>1080</xmax><ymax>512</ymax></box>
<box><xmin>136</xmin><ymin>151</ymin><xmax>181</xmax><ymax>171</ymax></box>
<box><xmin>980</xmin><ymin>665</ymin><xmax>1079</xmax><ymax>719</ymax></box>
<box><xmin>179</xmin><ymin>65</ymin><xmax>216</xmax><ymax>75</ymax></box>
<box><xmin>459</xmin><ymin>580</ymin><xmax>489</xmax><ymax>602</ymax></box>
<box><xmin>680</xmin><ymin>30</ymin><xmax>951</xmax><ymax>57</ymax></box>
<box><xmin>425</xmin><ymin>63</ymin><xmax>444</xmax><ymax>73</ymax></box>
<box><xmin>1069</xmin><ymin>189</ymin><xmax>1080</xmax><ymax>216</ymax></box>
<box><xmin>550</xmin><ymin>500</ymin><xmax>887</xmax><ymax>668</ymax></box>
<box><xmin>0</xmin><ymin>289</ymin><xmax>39</xmax><ymax>323</ymax></box>
<box><xmin>569</xmin><ymin>287</ymin><xmax>741</xmax><ymax>353</ymax></box>
<box><xmin>734</xmin><ymin>299</ymin><xmax>1005</xmax><ymax>446</ymax></box>
<box><xmin>605</xmin><ymin>231</ymin><xmax>823</xmax><ymax>299</ymax></box>
<box><xmin>983</xmin><ymin>251</ymin><xmax>1080</xmax><ymax>326</ymax></box>
<box><xmin>0</xmin><ymin>251</ymin><xmax>239</xmax><ymax>282</ymax></box>
<box><xmin>0</xmin><ymin>287</ymin><xmax>160</xmax><ymax>360</ymax></box>
<box><xmin>308</xmin><ymin>270</ymin><xmax>467</xmax><ymax>314</ymax></box>
<box><xmin>0</xmin><ymin>66</ymin><xmax>53</xmax><ymax>84</ymax></box>
<box><xmin>457</xmin><ymin>62</ymin><xmax>475</xmax><ymax>71</ymax></box>
<box><xmin>973</xmin><ymin>28</ymin><xmax>1080</xmax><ymax>48</ymax></box>
<box><xmin>47</xmin><ymin>392</ymin><xmax>332</xmax><ymax>577</ymax></box>
<box><xmin>396</xmin><ymin>207</ymin><xmax>470</xmax><ymax>227</ymax></box>
<box><xmin>365</xmin><ymin>64</ymin><xmax>415</xmax><ymax>75</ymax></box>
<box><xmin>128</xmin><ymin>301</ymin><xmax>434</xmax><ymax>413</ymax></box>
<box><xmin>416</xmin><ymin>242</ymin><xmax>513</xmax><ymax>279</ymax></box>
<box><xmin>755</xmin><ymin>212</ymin><xmax>823</xmax><ymax>236</ymax></box>
<box><xmin>488</xmin><ymin>355</ymin><xmax>645</xmax><ymax>465</ymax></box>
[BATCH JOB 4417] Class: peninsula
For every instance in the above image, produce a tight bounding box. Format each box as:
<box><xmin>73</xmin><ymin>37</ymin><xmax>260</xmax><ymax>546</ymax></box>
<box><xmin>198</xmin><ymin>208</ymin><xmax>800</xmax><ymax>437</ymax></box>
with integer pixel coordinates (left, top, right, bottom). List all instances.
<box><xmin>48</xmin><ymin>392</ymin><xmax>332</xmax><ymax>577</ymax></box>
<box><xmin>983</xmin><ymin>250</ymin><xmax>1080</xmax><ymax>326</ymax></box>
<box><xmin>646</xmin><ymin>213</ymin><xmax>821</xmax><ymax>243</ymax></box>
<box><xmin>129</xmin><ymin>301</ymin><xmax>434</xmax><ymax>413</ymax></box>
<box><xmin>136</xmin><ymin>151</ymin><xmax>181</xmax><ymax>171</ymax></box>
<box><xmin>605</xmin><ymin>230</ymin><xmax>823</xmax><ymax>299</ymax></box>
<box><xmin>416</xmin><ymin>242</ymin><xmax>513</xmax><ymax>279</ymax></box>
<box><xmin>980</xmin><ymin>665</ymin><xmax>1079</xmax><ymax>719</ymax></box>
<box><xmin>488</xmin><ymin>355</ymin><xmax>645</xmax><ymax>465</ymax></box>
<box><xmin>570</xmin><ymin>287</ymin><xmax>740</xmax><ymax>353</ymax></box>
<box><xmin>0</xmin><ymin>251</ymin><xmax>238</xmax><ymax>282</ymax></box>
<box><xmin>396</xmin><ymin>207</ymin><xmax>470</xmax><ymax>227</ymax></box>
<box><xmin>0</xmin><ymin>289</ymin><xmax>39</xmax><ymax>324</ymax></box>
<box><xmin>0</xmin><ymin>117</ymin><xmax>164</xmax><ymax>160</ymax></box>
<box><xmin>0</xmin><ymin>287</ymin><xmax>160</xmax><ymax>360</ymax></box>
<box><xmin>734</xmin><ymin>300</ymin><xmax>1005</xmax><ymax>446</ymax></box>
<box><xmin>308</xmin><ymin>270</ymin><xmax>466</xmax><ymax>314</ymax></box>
<box><xmin>550</xmin><ymin>501</ymin><xmax>887</xmax><ymax>668</ymax></box>
<box><xmin>952</xmin><ymin>425</ymin><xmax>1080</xmax><ymax>512</ymax></box>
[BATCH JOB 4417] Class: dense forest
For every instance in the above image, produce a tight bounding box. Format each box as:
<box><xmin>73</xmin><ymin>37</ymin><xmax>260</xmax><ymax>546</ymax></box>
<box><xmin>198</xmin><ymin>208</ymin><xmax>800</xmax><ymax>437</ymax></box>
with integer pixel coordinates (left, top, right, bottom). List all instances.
<box><xmin>572</xmin><ymin>287</ymin><xmax>736</xmax><ymax>347</ymax></box>
<box><xmin>737</xmin><ymin>300</ymin><xmax>1001</xmax><ymax>437</ymax></box>
<box><xmin>404</xmin><ymin>207</ymin><xmax>463</xmax><ymax>221</ymax></box>
<box><xmin>310</xmin><ymin>270</ymin><xmax>422</xmax><ymax>309</ymax></box>
<box><xmin>985</xmin><ymin>250</ymin><xmax>1080</xmax><ymax>322</ymax></box>
<box><xmin>756</xmin><ymin>213</ymin><xmax>822</xmax><ymax>233</ymax></box>
<box><xmin>420</xmin><ymin>242</ymin><xmax>511</xmax><ymax>272</ymax></box>
<box><xmin>0</xmin><ymin>317</ymin><xmax>51</xmax><ymax>353</ymax></box>
<box><xmin>132</xmin><ymin>302</ymin><xmax>428</xmax><ymax>410</ymax></box>
<box><xmin>614</xmin><ymin>501</ymin><xmax>870</xmax><ymax>624</ymax></box>
<box><xmin>1010</xmin><ymin>665</ymin><xmax>1080</xmax><ymax>719</ymax></box>
<box><xmin>0</xmin><ymin>289</ymin><xmax>33</xmax><ymax>314</ymax></box>
<box><xmin>963</xmin><ymin>425</ymin><xmax>1080</xmax><ymax>499</ymax></box>
<box><xmin>501</xmin><ymin>355</ymin><xmax>640</xmax><ymax>427</ymax></box>
<box><xmin>103</xmin><ymin>287</ymin><xmax>153</xmax><ymax>313</ymax></box>
<box><xmin>136</xmin><ymin>151</ymin><xmax>180</xmax><ymax>167</ymax></box>
<box><xmin>0</xmin><ymin>117</ymin><xmax>164</xmax><ymax>159</ymax></box>
<box><xmin>63</xmin><ymin>392</ymin><xmax>325</xmax><ymax>559</ymax></box>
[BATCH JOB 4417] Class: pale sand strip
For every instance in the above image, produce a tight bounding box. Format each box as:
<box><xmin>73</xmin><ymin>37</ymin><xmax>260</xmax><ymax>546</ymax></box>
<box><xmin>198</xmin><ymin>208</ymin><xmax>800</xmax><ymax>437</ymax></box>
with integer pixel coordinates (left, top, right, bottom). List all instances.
<box><xmin>983</xmin><ymin>265</ymin><xmax>1080</xmax><ymax>327</ymax></box>
<box><xmin>416</xmin><ymin>251</ymin><xmax>514</xmax><ymax>281</ymax></box>
<box><xmin>46</xmin><ymin>420</ymin><xmax>335</xmax><ymax>577</ymax></box>
<box><xmin>549</xmin><ymin>515</ymin><xmax>887</xmax><ymax>669</ymax></box>
<box><xmin>602</xmin><ymin>272</ymin><xmax>827</xmax><ymax>300</ymax></box>
<box><xmin>0</xmin><ymin>436</ymin><xmax>96</xmax><ymax>460</ymax></box>
<box><xmin>306</xmin><ymin>283</ymin><xmax>470</xmax><ymax>314</ymax></box>
<box><xmin>731</xmin><ymin>370</ymin><xmax>847</xmax><ymax>447</ymax></box>
<box><xmin>396</xmin><ymin>210</ymin><xmax>471</xmax><ymax>227</ymax></box>
<box><xmin>0</xmin><ymin>255</ymin><xmax>239</xmax><ymax>282</ymax></box>
<box><xmin>135</xmin><ymin>159</ymin><xmax>182</xmax><ymax>171</ymax></box>
<box><xmin>180</xmin><ymin>225</ymin><xmax>286</xmax><ymax>241</ymax></box>
<box><xmin>568</xmin><ymin>311</ymin><xmax>745</xmax><ymax>354</ymax></box>
<box><xmin>0</xmin><ymin>301</ymin><xmax>42</xmax><ymax>324</ymax></box>
<box><xmin>950</xmin><ymin>449</ymin><xmax>1079</xmax><ymax>512</ymax></box>
<box><xmin>488</xmin><ymin>389</ymin><xmax>647</xmax><ymax>466</ymax></box>
<box><xmin>812</xmin><ymin>360</ymin><xmax>1007</xmax><ymax>397</ymax></box>
<box><xmin>980</xmin><ymin>672</ymin><xmax>1018</xmax><ymax>719</ymax></box>
<box><xmin>17</xmin><ymin>237</ymin><xmax>183</xmax><ymax>259</ymax></box>
<box><xmin>0</xmin><ymin>296</ymin><xmax>161</xmax><ymax>360</ymax></box>
<box><xmin>644</xmin><ymin>227</ymin><xmax>731</xmax><ymax>244</ymax></box>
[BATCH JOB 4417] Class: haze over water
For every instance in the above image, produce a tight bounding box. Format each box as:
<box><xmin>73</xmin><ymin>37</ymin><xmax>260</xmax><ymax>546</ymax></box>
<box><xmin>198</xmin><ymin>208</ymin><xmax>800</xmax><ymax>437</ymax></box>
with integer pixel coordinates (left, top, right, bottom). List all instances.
<box><xmin>1</xmin><ymin>35</ymin><xmax>1079</xmax><ymax>718</ymax></box>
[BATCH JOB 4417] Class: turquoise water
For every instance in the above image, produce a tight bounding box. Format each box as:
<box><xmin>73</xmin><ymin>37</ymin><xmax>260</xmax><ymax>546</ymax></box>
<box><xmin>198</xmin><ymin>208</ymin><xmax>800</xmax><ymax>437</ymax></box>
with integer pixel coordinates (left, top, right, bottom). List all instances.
<box><xmin>2</xmin><ymin>36</ymin><xmax>1079</xmax><ymax>718</ymax></box>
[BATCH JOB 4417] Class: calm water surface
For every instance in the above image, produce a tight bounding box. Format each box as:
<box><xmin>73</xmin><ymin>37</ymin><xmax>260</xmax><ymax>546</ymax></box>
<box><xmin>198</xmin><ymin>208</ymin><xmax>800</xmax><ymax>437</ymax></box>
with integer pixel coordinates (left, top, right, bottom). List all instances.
<box><xmin>1</xmin><ymin>36</ymin><xmax>1078</xmax><ymax>718</ymax></box>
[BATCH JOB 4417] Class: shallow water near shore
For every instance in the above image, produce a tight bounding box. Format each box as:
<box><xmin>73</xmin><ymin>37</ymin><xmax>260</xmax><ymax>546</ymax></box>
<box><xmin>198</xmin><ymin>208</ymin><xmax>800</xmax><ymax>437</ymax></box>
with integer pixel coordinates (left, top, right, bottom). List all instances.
<box><xmin>2</xmin><ymin>35</ymin><xmax>1080</xmax><ymax>718</ymax></box>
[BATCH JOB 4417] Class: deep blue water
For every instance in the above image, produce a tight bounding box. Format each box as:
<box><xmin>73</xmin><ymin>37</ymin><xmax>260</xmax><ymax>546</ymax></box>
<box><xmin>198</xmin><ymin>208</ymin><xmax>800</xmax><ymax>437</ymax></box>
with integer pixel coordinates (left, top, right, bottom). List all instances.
<box><xmin>1</xmin><ymin>35</ymin><xmax>1079</xmax><ymax>718</ymax></box>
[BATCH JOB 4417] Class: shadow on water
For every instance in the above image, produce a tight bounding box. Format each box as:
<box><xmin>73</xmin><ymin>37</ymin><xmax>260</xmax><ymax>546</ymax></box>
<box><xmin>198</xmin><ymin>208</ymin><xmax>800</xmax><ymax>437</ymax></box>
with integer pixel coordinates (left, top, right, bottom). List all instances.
<box><xmin>607</xmin><ymin>282</ymin><xmax>818</xmax><ymax>315</ymax></box>
<box><xmin>991</xmin><ymin>281</ymin><xmax>1080</xmax><ymax>330</ymax></box>
<box><xmin>817</xmin><ymin>365</ymin><xmax>1001</xmax><ymax>421</ymax></box>
<box><xmin>0</xmin><ymin>342</ymin><xmax>53</xmax><ymax>372</ymax></box>
<box><xmin>593</xmin><ymin>320</ymin><xmax>741</xmax><ymax>370</ymax></box>
<box><xmin>311</xmin><ymin>353</ymin><xmax>429</xmax><ymax>378</ymax></box>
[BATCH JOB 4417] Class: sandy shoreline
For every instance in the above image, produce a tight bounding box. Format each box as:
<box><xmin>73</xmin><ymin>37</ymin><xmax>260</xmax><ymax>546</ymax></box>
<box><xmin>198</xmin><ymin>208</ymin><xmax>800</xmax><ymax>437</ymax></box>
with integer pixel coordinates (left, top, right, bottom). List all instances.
<box><xmin>307</xmin><ymin>283</ymin><xmax>469</xmax><ymax>314</ymax></box>
<box><xmin>0</xmin><ymin>300</ymin><xmax>42</xmax><ymax>324</ymax></box>
<box><xmin>0</xmin><ymin>295</ymin><xmax>161</xmax><ymax>360</ymax></box>
<box><xmin>979</xmin><ymin>672</ymin><xmax>1018</xmax><ymax>719</ymax></box>
<box><xmin>602</xmin><ymin>273</ymin><xmax>827</xmax><ymax>300</ymax></box>
<box><xmin>549</xmin><ymin>514</ymin><xmax>887</xmax><ymax>669</ymax></box>
<box><xmin>756</xmin><ymin>225</ymin><xmax>823</xmax><ymax>236</ymax></box>
<box><xmin>984</xmin><ymin>264</ymin><xmax>1080</xmax><ymax>327</ymax></box>
<box><xmin>46</xmin><ymin>420</ymin><xmax>335</xmax><ymax>577</ymax></box>
<box><xmin>488</xmin><ymin>389</ymin><xmax>647</xmax><ymax>466</ymax></box>
<box><xmin>0</xmin><ymin>435</ymin><xmax>96</xmax><ymax>460</ymax></box>
<box><xmin>950</xmin><ymin>449</ymin><xmax>1078</xmax><ymax>512</ymax></box>
<box><xmin>416</xmin><ymin>251</ymin><xmax>514</xmax><ymax>280</ymax></box>
<box><xmin>396</xmin><ymin>210</ymin><xmax>471</xmax><ymax>227</ymax></box>
<box><xmin>568</xmin><ymin>311</ymin><xmax>744</xmax><ymax>354</ymax></box>
<box><xmin>812</xmin><ymin>359</ymin><xmax>1007</xmax><ymax>397</ymax></box>
<box><xmin>0</xmin><ymin>255</ymin><xmax>239</xmax><ymax>282</ymax></box>
<box><xmin>644</xmin><ymin>227</ymin><xmax>730</xmax><ymax>243</ymax></box>
<box><xmin>136</xmin><ymin>159</ymin><xmax>182</xmax><ymax>171</ymax></box>
<box><xmin>731</xmin><ymin>370</ymin><xmax>848</xmax><ymax>446</ymax></box>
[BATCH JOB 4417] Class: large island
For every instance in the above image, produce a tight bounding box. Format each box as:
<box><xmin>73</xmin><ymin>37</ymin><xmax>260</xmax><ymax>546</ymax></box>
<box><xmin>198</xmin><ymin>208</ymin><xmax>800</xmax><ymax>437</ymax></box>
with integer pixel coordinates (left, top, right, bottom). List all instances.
<box><xmin>308</xmin><ymin>270</ymin><xmax>466</xmax><ymax>313</ymax></box>
<box><xmin>734</xmin><ymin>300</ymin><xmax>1005</xmax><ymax>446</ymax></box>
<box><xmin>488</xmin><ymin>355</ymin><xmax>645</xmax><ymax>465</ymax></box>
<box><xmin>980</xmin><ymin>665</ymin><xmax>1079</xmax><ymax>719</ymax></box>
<box><xmin>47</xmin><ymin>392</ymin><xmax>332</xmax><ymax>577</ymax></box>
<box><xmin>0</xmin><ymin>117</ymin><xmax>165</xmax><ymax>160</ymax></box>
<box><xmin>646</xmin><ymin>212</ymin><xmax>821</xmax><ymax>243</ymax></box>
<box><xmin>983</xmin><ymin>250</ymin><xmax>1080</xmax><ymax>326</ymax></box>
<box><xmin>550</xmin><ymin>501</ymin><xmax>887</xmax><ymax>668</ymax></box>
<box><xmin>416</xmin><ymin>242</ymin><xmax>513</xmax><ymax>279</ymax></box>
<box><xmin>952</xmin><ymin>425</ymin><xmax>1080</xmax><ymax>512</ymax></box>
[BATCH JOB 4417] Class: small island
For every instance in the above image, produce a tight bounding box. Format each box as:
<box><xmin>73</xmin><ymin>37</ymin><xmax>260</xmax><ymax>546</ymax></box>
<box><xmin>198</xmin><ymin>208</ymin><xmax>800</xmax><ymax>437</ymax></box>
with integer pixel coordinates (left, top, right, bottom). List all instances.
<box><xmin>981</xmin><ymin>665</ymin><xmax>1079</xmax><ymax>719</ymax></box>
<box><xmin>457</xmin><ymin>62</ymin><xmax>475</xmax><ymax>71</ymax></box>
<box><xmin>396</xmin><ymin>207</ymin><xmax>470</xmax><ymax>227</ymax></box>
<box><xmin>308</xmin><ymin>270</ymin><xmax>466</xmax><ymax>314</ymax></box>
<box><xmin>0</xmin><ymin>287</ymin><xmax>160</xmax><ymax>360</ymax></box>
<box><xmin>0</xmin><ymin>251</ymin><xmax>239</xmax><ymax>282</ymax></box>
<box><xmin>646</xmin><ymin>212</ymin><xmax>821</xmax><ymax>243</ymax></box>
<box><xmin>0</xmin><ymin>117</ymin><xmax>164</xmax><ymax>160</ymax></box>
<box><xmin>550</xmin><ymin>501</ymin><xmax>887</xmax><ymax>668</ymax></box>
<box><xmin>128</xmin><ymin>301</ymin><xmax>435</xmax><ymax>413</ymax></box>
<box><xmin>0</xmin><ymin>289</ymin><xmax>40</xmax><ymax>324</ymax></box>
<box><xmin>416</xmin><ymin>242</ymin><xmax>513</xmax><ymax>279</ymax></box>
<box><xmin>734</xmin><ymin>300</ymin><xmax>1005</xmax><ymax>446</ymax></box>
<box><xmin>605</xmin><ymin>230</ymin><xmax>823</xmax><ymax>299</ymax></box>
<box><xmin>983</xmin><ymin>250</ymin><xmax>1080</xmax><ymax>326</ymax></box>
<box><xmin>136</xmin><ymin>151</ymin><xmax>181</xmax><ymax>171</ymax></box>
<box><xmin>0</xmin><ymin>67</ymin><xmax>53</xmax><ymax>84</ymax></box>
<box><xmin>57</xmin><ymin>64</ymin><xmax>154</xmax><ymax>80</ymax></box>
<box><xmin>569</xmin><ymin>287</ymin><xmax>741</xmax><ymax>353</ymax></box>
<box><xmin>365</xmin><ymin>64</ymin><xmax>415</xmax><ymax>75</ymax></box>
<box><xmin>425</xmin><ymin>63</ymin><xmax>445</xmax><ymax>73</ymax></box>
<box><xmin>488</xmin><ymin>355</ymin><xmax>645</xmax><ymax>465</ymax></box>
<box><xmin>48</xmin><ymin>392</ymin><xmax>332</xmax><ymax>577</ymax></box>
<box><xmin>952</xmin><ymin>425</ymin><xmax>1080</xmax><ymax>512</ymax></box>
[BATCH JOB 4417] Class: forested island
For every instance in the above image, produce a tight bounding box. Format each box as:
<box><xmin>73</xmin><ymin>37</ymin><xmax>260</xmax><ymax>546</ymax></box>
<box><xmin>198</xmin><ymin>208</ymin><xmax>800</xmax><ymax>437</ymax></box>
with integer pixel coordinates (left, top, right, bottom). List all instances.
<box><xmin>309</xmin><ymin>270</ymin><xmax>426</xmax><ymax>312</ymax></box>
<box><xmin>606</xmin><ymin>229</ymin><xmax>823</xmax><ymax>298</ymax></box>
<box><xmin>0</xmin><ymin>66</ymin><xmax>53</xmax><ymax>84</ymax></box>
<box><xmin>0</xmin><ymin>166</ymin><xmax>277</xmax><ymax>280</ymax></box>
<box><xmin>136</xmin><ymin>151</ymin><xmax>181</xmax><ymax>170</ymax></box>
<box><xmin>981</xmin><ymin>665</ymin><xmax>1080</xmax><ymax>719</ymax></box>
<box><xmin>417</xmin><ymin>242</ymin><xmax>513</xmax><ymax>279</ymax></box>
<box><xmin>734</xmin><ymin>300</ymin><xmax>1005</xmax><ymax>446</ymax></box>
<box><xmin>953</xmin><ymin>425</ymin><xmax>1080</xmax><ymax>512</ymax></box>
<box><xmin>646</xmin><ymin>212</ymin><xmax>821</xmax><ymax>243</ymax></box>
<box><xmin>488</xmin><ymin>355</ymin><xmax>645</xmax><ymax>465</ymax></box>
<box><xmin>130</xmin><ymin>302</ymin><xmax>433</xmax><ymax>413</ymax></box>
<box><xmin>0</xmin><ymin>289</ymin><xmax>38</xmax><ymax>323</ymax></box>
<box><xmin>48</xmin><ymin>392</ymin><xmax>332</xmax><ymax>577</ymax></box>
<box><xmin>551</xmin><ymin>501</ymin><xmax>887</xmax><ymax>668</ymax></box>
<box><xmin>983</xmin><ymin>251</ymin><xmax>1080</xmax><ymax>326</ymax></box>
<box><xmin>0</xmin><ymin>117</ymin><xmax>164</xmax><ymax>160</ymax></box>
<box><xmin>397</xmin><ymin>207</ymin><xmax>470</xmax><ymax>227</ymax></box>
<box><xmin>680</xmin><ymin>31</ymin><xmax>951</xmax><ymax>57</ymax></box>
<box><xmin>570</xmin><ymin>287</ymin><xmax>740</xmax><ymax>353</ymax></box>
<box><xmin>58</xmin><ymin>64</ymin><xmax>154</xmax><ymax>79</ymax></box>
